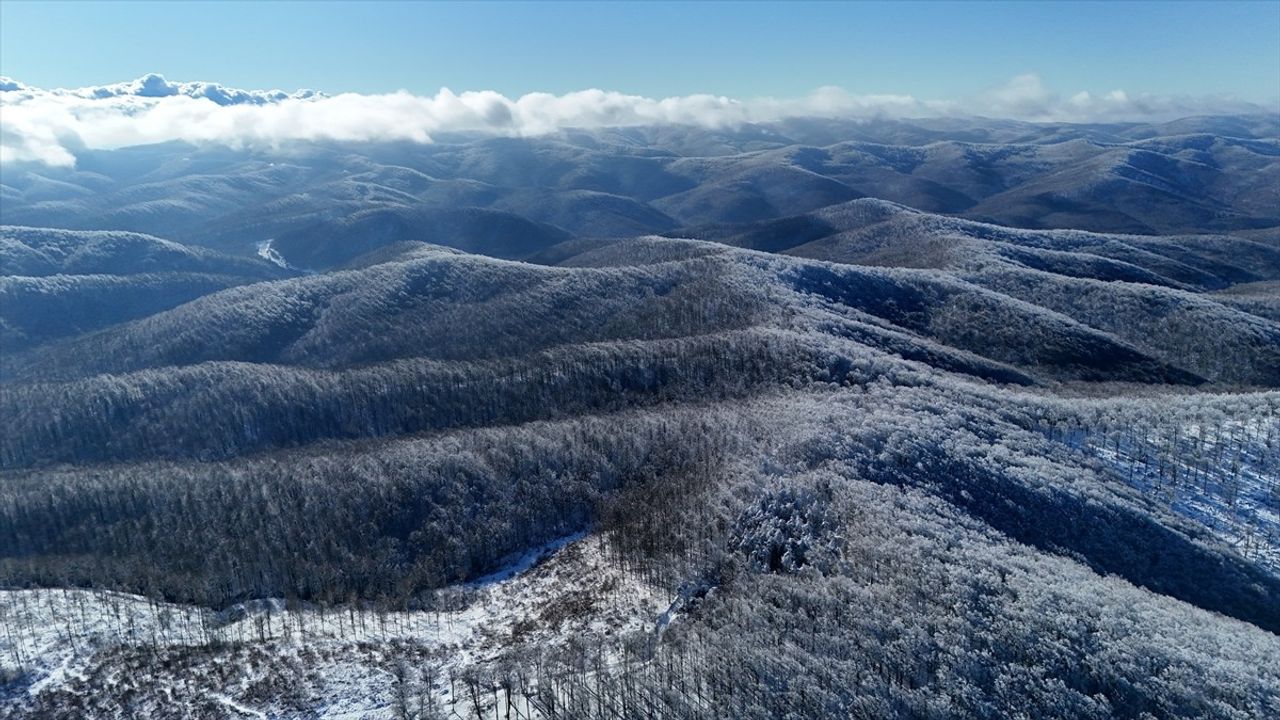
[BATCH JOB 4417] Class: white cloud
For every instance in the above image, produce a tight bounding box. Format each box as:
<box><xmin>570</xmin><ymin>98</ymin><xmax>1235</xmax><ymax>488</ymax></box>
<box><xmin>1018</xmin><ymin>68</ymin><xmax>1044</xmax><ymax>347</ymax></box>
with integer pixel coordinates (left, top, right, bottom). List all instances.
<box><xmin>0</xmin><ymin>73</ymin><xmax>1270</xmax><ymax>166</ymax></box>
<box><xmin>974</xmin><ymin>74</ymin><xmax>1266</xmax><ymax>123</ymax></box>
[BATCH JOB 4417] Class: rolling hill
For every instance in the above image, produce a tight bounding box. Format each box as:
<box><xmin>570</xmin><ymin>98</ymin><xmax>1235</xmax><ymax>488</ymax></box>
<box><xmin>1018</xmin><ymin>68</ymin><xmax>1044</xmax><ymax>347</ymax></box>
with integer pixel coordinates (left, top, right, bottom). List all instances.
<box><xmin>1</xmin><ymin>117</ymin><xmax>1278</xmax><ymax>719</ymax></box>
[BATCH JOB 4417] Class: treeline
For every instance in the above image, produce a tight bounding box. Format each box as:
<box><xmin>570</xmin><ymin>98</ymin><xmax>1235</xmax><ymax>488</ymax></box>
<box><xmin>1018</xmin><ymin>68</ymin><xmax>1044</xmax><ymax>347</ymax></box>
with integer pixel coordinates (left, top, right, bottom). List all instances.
<box><xmin>969</xmin><ymin>264</ymin><xmax>1280</xmax><ymax>386</ymax></box>
<box><xmin>0</xmin><ymin>405</ymin><xmax>747</xmax><ymax>607</ymax></box>
<box><xmin>2</xmin><ymin>252</ymin><xmax>772</xmax><ymax>383</ymax></box>
<box><xmin>515</xmin><ymin>447</ymin><xmax>1280</xmax><ymax>720</ymax></box>
<box><xmin>522</xmin><ymin>476</ymin><xmax>1280</xmax><ymax>720</ymax></box>
<box><xmin>3</xmin><ymin>381</ymin><xmax>1278</xmax><ymax>717</ymax></box>
<box><xmin>9</xmin><ymin>451</ymin><xmax>1279</xmax><ymax>720</ymax></box>
<box><xmin>4</xmin><ymin>362</ymin><xmax>1275</xmax><ymax>624</ymax></box>
<box><xmin>0</xmin><ymin>272</ymin><xmax>260</xmax><ymax>352</ymax></box>
<box><xmin>0</xmin><ymin>328</ymin><xmax>889</xmax><ymax>467</ymax></box>
<box><xmin>783</xmin><ymin>260</ymin><xmax>1202</xmax><ymax>384</ymax></box>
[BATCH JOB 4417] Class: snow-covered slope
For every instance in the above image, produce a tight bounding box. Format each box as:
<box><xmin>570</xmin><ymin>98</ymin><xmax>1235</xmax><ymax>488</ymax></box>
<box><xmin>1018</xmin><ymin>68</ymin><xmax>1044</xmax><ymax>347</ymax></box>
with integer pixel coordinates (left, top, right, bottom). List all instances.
<box><xmin>2</xmin><ymin>536</ymin><xmax>670</xmax><ymax>719</ymax></box>
<box><xmin>2</xmin><ymin>118</ymin><xmax>1279</xmax><ymax>719</ymax></box>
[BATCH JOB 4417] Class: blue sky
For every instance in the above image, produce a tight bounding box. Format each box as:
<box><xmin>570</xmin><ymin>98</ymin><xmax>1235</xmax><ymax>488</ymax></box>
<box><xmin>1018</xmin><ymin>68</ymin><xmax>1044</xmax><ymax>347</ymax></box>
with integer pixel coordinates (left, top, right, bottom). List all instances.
<box><xmin>2</xmin><ymin>0</ymin><xmax>1278</xmax><ymax>102</ymax></box>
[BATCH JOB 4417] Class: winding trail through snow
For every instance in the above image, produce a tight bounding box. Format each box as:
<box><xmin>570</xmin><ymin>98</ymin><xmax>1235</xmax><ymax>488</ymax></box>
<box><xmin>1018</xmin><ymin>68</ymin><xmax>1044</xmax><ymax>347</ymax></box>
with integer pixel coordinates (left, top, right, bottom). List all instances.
<box><xmin>210</xmin><ymin>692</ymin><xmax>267</xmax><ymax>719</ymax></box>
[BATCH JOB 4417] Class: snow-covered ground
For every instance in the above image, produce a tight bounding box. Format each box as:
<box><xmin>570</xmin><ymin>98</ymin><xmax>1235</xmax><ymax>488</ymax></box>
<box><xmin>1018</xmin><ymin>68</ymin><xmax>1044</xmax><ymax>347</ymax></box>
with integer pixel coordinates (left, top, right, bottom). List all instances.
<box><xmin>256</xmin><ymin>238</ymin><xmax>307</xmax><ymax>272</ymax></box>
<box><xmin>1087</xmin><ymin>418</ymin><xmax>1280</xmax><ymax>570</ymax></box>
<box><xmin>1</xmin><ymin>534</ymin><xmax>672</xmax><ymax>719</ymax></box>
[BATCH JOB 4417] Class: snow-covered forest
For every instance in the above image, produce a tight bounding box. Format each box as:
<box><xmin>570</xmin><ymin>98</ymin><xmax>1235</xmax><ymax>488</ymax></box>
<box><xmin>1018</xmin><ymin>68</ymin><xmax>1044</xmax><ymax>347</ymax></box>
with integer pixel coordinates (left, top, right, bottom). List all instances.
<box><xmin>1</xmin><ymin>113</ymin><xmax>1278</xmax><ymax>718</ymax></box>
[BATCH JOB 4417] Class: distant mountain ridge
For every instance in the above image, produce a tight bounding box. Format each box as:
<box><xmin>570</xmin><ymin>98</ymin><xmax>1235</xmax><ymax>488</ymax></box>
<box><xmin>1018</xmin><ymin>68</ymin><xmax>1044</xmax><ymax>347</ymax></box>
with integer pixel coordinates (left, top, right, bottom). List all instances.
<box><xmin>2</xmin><ymin>117</ymin><xmax>1276</xmax><ymax>272</ymax></box>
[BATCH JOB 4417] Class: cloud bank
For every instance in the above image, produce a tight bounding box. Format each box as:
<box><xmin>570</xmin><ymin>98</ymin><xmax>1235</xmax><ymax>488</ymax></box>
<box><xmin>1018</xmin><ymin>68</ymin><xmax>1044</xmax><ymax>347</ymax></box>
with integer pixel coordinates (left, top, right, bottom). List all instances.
<box><xmin>0</xmin><ymin>73</ymin><xmax>1269</xmax><ymax>166</ymax></box>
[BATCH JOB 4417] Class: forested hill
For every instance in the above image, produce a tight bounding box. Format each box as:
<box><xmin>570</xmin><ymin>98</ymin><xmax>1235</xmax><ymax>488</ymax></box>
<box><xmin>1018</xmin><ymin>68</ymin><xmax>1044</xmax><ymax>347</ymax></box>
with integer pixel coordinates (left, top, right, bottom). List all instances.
<box><xmin>2</xmin><ymin>120</ymin><xmax>1279</xmax><ymax>719</ymax></box>
<box><xmin>0</xmin><ymin>225</ymin><xmax>292</xmax><ymax>352</ymax></box>
<box><xmin>3</xmin><ymin>238</ymin><xmax>1279</xmax><ymax>717</ymax></box>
